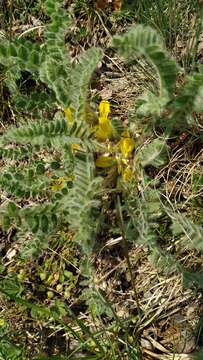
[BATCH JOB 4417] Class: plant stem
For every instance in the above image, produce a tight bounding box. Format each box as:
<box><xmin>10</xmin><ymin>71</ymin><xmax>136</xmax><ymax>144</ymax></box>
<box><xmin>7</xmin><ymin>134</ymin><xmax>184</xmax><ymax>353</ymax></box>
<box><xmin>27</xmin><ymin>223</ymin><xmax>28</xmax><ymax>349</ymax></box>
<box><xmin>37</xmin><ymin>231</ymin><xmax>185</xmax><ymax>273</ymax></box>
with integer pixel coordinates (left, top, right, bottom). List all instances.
<box><xmin>116</xmin><ymin>195</ymin><xmax>142</xmax><ymax>319</ymax></box>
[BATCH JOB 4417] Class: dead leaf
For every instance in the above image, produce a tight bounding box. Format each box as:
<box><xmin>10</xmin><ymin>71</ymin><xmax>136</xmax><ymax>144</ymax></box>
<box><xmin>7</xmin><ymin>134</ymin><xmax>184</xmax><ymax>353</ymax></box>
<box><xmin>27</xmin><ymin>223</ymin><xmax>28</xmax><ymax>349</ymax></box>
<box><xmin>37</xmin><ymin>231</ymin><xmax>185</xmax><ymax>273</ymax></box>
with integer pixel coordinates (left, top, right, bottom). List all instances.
<box><xmin>113</xmin><ymin>0</ymin><xmax>122</xmax><ymax>11</ymax></box>
<box><xmin>99</xmin><ymin>87</ymin><xmax>113</xmax><ymax>99</ymax></box>
<box><xmin>6</xmin><ymin>248</ymin><xmax>16</xmax><ymax>261</ymax></box>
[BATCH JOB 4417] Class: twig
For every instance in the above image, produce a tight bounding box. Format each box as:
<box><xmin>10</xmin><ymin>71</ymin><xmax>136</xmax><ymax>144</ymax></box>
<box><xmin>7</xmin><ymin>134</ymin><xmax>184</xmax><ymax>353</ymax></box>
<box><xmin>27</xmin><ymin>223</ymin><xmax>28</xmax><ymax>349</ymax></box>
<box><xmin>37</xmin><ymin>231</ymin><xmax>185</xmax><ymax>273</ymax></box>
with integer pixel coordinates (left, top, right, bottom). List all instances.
<box><xmin>18</xmin><ymin>25</ymin><xmax>45</xmax><ymax>39</ymax></box>
<box><xmin>95</xmin><ymin>10</ymin><xmax>112</xmax><ymax>39</ymax></box>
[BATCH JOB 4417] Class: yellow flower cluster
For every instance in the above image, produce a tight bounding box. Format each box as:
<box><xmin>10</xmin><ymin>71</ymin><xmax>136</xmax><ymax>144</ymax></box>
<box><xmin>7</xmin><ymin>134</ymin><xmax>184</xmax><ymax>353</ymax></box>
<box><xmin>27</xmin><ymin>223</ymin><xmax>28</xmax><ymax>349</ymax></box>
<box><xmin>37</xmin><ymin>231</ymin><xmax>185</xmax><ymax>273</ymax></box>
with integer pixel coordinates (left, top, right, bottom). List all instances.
<box><xmin>50</xmin><ymin>176</ymin><xmax>65</xmax><ymax>191</ymax></box>
<box><xmin>50</xmin><ymin>175</ymin><xmax>74</xmax><ymax>192</ymax></box>
<box><xmin>119</xmin><ymin>131</ymin><xmax>135</xmax><ymax>158</ymax></box>
<box><xmin>95</xmin><ymin>101</ymin><xmax>135</xmax><ymax>182</ymax></box>
<box><xmin>63</xmin><ymin>100</ymin><xmax>135</xmax><ymax>182</ymax></box>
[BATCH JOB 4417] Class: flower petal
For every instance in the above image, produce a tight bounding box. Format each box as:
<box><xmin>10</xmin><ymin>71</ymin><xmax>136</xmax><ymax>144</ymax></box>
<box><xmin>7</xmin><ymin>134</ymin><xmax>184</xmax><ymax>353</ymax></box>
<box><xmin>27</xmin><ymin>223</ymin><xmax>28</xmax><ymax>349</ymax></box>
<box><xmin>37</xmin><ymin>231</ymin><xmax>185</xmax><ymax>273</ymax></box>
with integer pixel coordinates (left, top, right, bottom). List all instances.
<box><xmin>95</xmin><ymin>117</ymin><xmax>113</xmax><ymax>140</ymax></box>
<box><xmin>96</xmin><ymin>155</ymin><xmax>116</xmax><ymax>168</ymax></box>
<box><xmin>122</xmin><ymin>166</ymin><xmax>133</xmax><ymax>181</ymax></box>
<box><xmin>51</xmin><ymin>176</ymin><xmax>65</xmax><ymax>191</ymax></box>
<box><xmin>119</xmin><ymin>136</ymin><xmax>135</xmax><ymax>158</ymax></box>
<box><xmin>98</xmin><ymin>100</ymin><xmax>110</xmax><ymax>119</ymax></box>
<box><xmin>71</xmin><ymin>143</ymin><xmax>82</xmax><ymax>153</ymax></box>
<box><xmin>64</xmin><ymin>107</ymin><xmax>74</xmax><ymax>126</ymax></box>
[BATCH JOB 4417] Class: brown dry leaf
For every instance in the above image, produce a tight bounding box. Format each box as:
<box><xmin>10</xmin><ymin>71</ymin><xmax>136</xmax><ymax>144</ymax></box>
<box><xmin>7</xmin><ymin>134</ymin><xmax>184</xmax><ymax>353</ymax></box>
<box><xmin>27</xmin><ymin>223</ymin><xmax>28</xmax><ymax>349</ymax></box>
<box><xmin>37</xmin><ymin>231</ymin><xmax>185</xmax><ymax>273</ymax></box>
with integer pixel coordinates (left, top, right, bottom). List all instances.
<box><xmin>143</xmin><ymin>349</ymin><xmax>195</xmax><ymax>359</ymax></box>
<box><xmin>96</xmin><ymin>0</ymin><xmax>122</xmax><ymax>11</ymax></box>
<box><xmin>141</xmin><ymin>338</ymin><xmax>154</xmax><ymax>351</ymax></box>
<box><xmin>145</xmin><ymin>335</ymin><xmax>170</xmax><ymax>354</ymax></box>
<box><xmin>96</xmin><ymin>0</ymin><xmax>110</xmax><ymax>10</ymax></box>
<box><xmin>113</xmin><ymin>0</ymin><xmax>122</xmax><ymax>11</ymax></box>
<box><xmin>99</xmin><ymin>87</ymin><xmax>113</xmax><ymax>99</ymax></box>
<box><xmin>6</xmin><ymin>248</ymin><xmax>16</xmax><ymax>261</ymax></box>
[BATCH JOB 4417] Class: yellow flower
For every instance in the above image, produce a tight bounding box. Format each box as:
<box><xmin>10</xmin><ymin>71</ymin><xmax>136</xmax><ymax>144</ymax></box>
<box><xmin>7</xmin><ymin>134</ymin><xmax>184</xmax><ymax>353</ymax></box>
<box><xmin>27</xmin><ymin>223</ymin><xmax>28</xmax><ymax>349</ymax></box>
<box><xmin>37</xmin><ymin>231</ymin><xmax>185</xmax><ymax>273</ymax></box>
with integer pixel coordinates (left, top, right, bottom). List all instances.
<box><xmin>71</xmin><ymin>143</ymin><xmax>81</xmax><ymax>153</ymax></box>
<box><xmin>51</xmin><ymin>176</ymin><xmax>65</xmax><ymax>191</ymax></box>
<box><xmin>115</xmin><ymin>157</ymin><xmax>134</xmax><ymax>182</ymax></box>
<box><xmin>95</xmin><ymin>100</ymin><xmax>113</xmax><ymax>140</ymax></box>
<box><xmin>64</xmin><ymin>107</ymin><xmax>74</xmax><ymax>126</ymax></box>
<box><xmin>122</xmin><ymin>166</ymin><xmax>133</xmax><ymax>182</ymax></box>
<box><xmin>119</xmin><ymin>132</ymin><xmax>135</xmax><ymax>158</ymax></box>
<box><xmin>99</xmin><ymin>100</ymin><xmax>110</xmax><ymax>119</ymax></box>
<box><xmin>95</xmin><ymin>154</ymin><xmax>133</xmax><ymax>181</ymax></box>
<box><xmin>95</xmin><ymin>116</ymin><xmax>113</xmax><ymax>140</ymax></box>
<box><xmin>95</xmin><ymin>155</ymin><xmax>116</xmax><ymax>168</ymax></box>
<box><xmin>91</xmin><ymin>100</ymin><xmax>114</xmax><ymax>141</ymax></box>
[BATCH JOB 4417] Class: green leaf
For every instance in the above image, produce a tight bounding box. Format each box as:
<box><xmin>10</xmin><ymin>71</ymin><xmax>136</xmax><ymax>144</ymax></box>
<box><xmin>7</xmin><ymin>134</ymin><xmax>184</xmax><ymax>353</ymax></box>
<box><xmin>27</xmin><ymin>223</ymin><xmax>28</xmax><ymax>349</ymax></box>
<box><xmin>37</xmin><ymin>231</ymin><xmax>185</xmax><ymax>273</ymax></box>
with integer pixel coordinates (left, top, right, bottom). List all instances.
<box><xmin>0</xmin><ymin>274</ymin><xmax>23</xmax><ymax>298</ymax></box>
<box><xmin>136</xmin><ymin>90</ymin><xmax>169</xmax><ymax>117</ymax></box>
<box><xmin>195</xmin><ymin>349</ymin><xmax>203</xmax><ymax>360</ymax></box>
<box><xmin>0</xmin><ymin>339</ymin><xmax>23</xmax><ymax>360</ymax></box>
<box><xmin>40</xmin><ymin>214</ymin><xmax>49</xmax><ymax>233</ymax></box>
<box><xmin>171</xmin><ymin>214</ymin><xmax>203</xmax><ymax>251</ymax></box>
<box><xmin>36</xmin><ymin>163</ymin><xmax>45</xmax><ymax>175</ymax></box>
<box><xmin>51</xmin><ymin>214</ymin><xmax>57</xmax><ymax>228</ymax></box>
<box><xmin>18</xmin><ymin>45</ymin><xmax>28</xmax><ymax>61</ymax></box>
<box><xmin>111</xmin><ymin>117</ymin><xmax>125</xmax><ymax>136</ymax></box>
<box><xmin>45</xmin><ymin>0</ymin><xmax>58</xmax><ymax>15</ymax></box>
<box><xmin>29</xmin><ymin>50</ymin><xmax>40</xmax><ymax>66</ymax></box>
<box><xmin>171</xmin><ymin>65</ymin><xmax>203</xmax><ymax>127</ymax></box>
<box><xmin>30</xmin><ymin>304</ymin><xmax>50</xmax><ymax>320</ymax></box>
<box><xmin>49</xmin><ymin>20</ymin><xmax>61</xmax><ymax>33</ymax></box>
<box><xmin>138</xmin><ymin>138</ymin><xmax>168</xmax><ymax>167</ymax></box>
<box><xmin>8</xmin><ymin>43</ymin><xmax>18</xmax><ymax>57</ymax></box>
<box><xmin>27</xmin><ymin>215</ymin><xmax>39</xmax><ymax>233</ymax></box>
<box><xmin>193</xmin><ymin>86</ymin><xmax>203</xmax><ymax>112</ymax></box>
<box><xmin>54</xmin><ymin>80</ymin><xmax>68</xmax><ymax>106</ymax></box>
<box><xmin>27</xmin><ymin>168</ymin><xmax>34</xmax><ymax>181</ymax></box>
<box><xmin>7</xmin><ymin>202</ymin><xmax>17</xmax><ymax>216</ymax></box>
<box><xmin>51</xmin><ymin>160</ymin><xmax>61</xmax><ymax>170</ymax></box>
<box><xmin>183</xmin><ymin>270</ymin><xmax>203</xmax><ymax>289</ymax></box>
<box><xmin>2</xmin><ymin>215</ymin><xmax>11</xmax><ymax>230</ymax></box>
<box><xmin>3</xmin><ymin>172</ymin><xmax>13</xmax><ymax>181</ymax></box>
<box><xmin>0</xmin><ymin>44</ymin><xmax>7</xmax><ymax>58</ymax></box>
<box><xmin>15</xmin><ymin>216</ymin><xmax>22</xmax><ymax>227</ymax></box>
<box><xmin>69</xmin><ymin>47</ymin><xmax>103</xmax><ymax>114</ymax></box>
